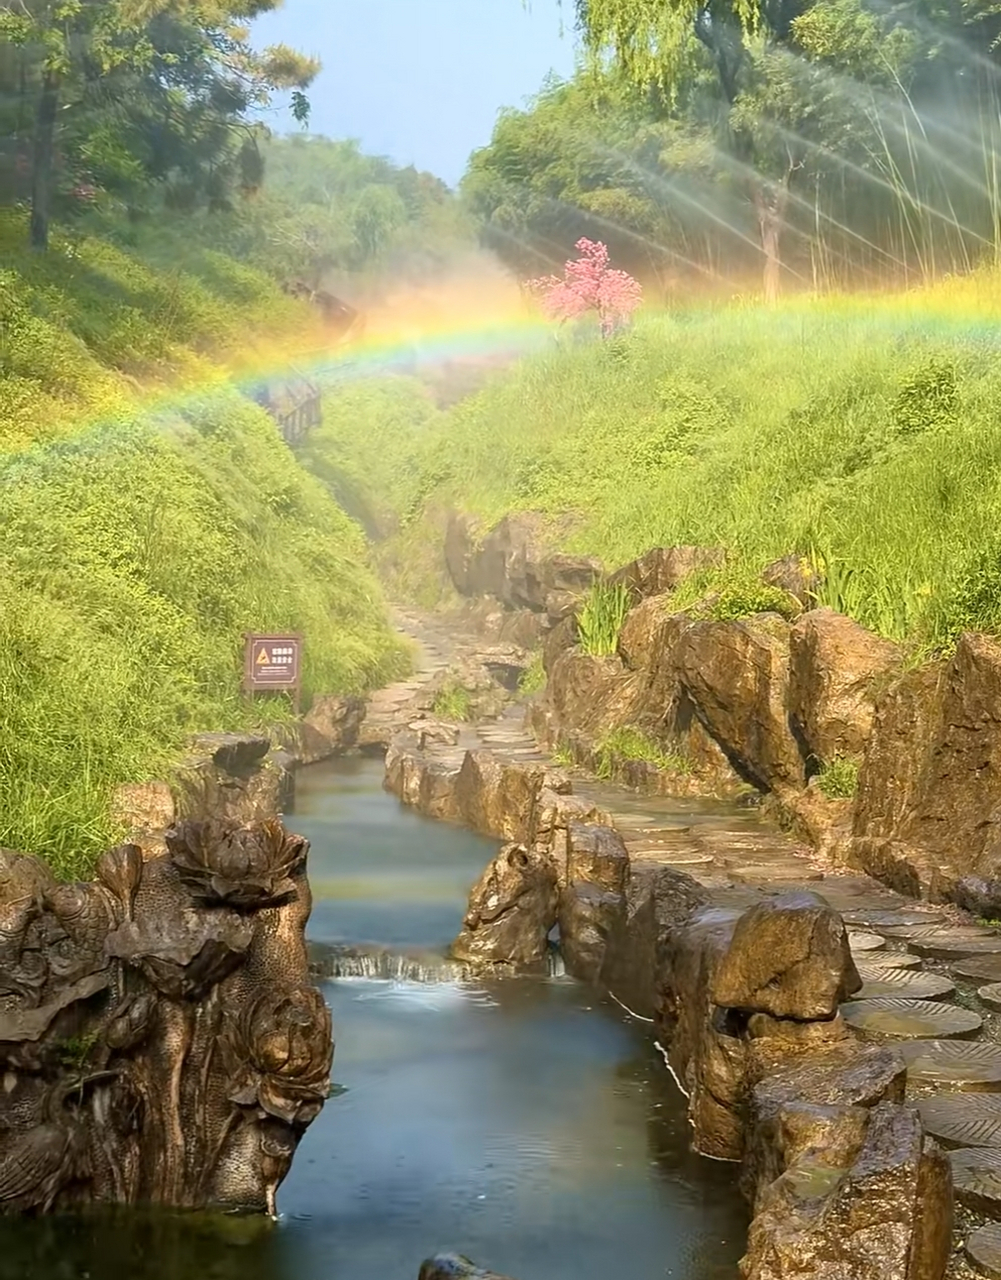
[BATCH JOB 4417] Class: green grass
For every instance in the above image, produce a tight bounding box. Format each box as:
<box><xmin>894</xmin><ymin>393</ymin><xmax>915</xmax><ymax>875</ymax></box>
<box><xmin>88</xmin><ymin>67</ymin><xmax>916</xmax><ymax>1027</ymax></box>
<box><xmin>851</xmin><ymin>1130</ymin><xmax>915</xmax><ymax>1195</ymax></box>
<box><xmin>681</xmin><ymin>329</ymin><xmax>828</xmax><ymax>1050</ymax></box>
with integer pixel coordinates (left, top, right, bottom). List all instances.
<box><xmin>814</xmin><ymin>755</ymin><xmax>862</xmax><ymax>800</ymax></box>
<box><xmin>518</xmin><ymin>652</ymin><xmax>547</xmax><ymax>695</ymax></box>
<box><xmin>431</xmin><ymin>682</ymin><xmax>474</xmax><ymax>721</ymax></box>
<box><xmin>0</xmin><ymin>210</ymin><xmax>407</xmax><ymax>877</ymax></box>
<box><xmin>345</xmin><ymin>273</ymin><xmax>1001</xmax><ymax>653</ymax></box>
<box><xmin>594</xmin><ymin>727</ymin><xmax>694</xmax><ymax>780</ymax></box>
<box><xmin>576</xmin><ymin>582</ymin><xmax>631</xmax><ymax>657</ymax></box>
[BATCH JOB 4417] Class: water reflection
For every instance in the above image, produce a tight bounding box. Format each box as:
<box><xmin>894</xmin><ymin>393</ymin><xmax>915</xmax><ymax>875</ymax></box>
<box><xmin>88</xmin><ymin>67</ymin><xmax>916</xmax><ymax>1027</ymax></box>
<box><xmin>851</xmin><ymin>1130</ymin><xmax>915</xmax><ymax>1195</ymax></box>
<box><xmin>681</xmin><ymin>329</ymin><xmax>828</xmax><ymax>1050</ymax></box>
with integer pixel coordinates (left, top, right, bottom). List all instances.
<box><xmin>0</xmin><ymin>757</ymin><xmax>748</xmax><ymax>1280</ymax></box>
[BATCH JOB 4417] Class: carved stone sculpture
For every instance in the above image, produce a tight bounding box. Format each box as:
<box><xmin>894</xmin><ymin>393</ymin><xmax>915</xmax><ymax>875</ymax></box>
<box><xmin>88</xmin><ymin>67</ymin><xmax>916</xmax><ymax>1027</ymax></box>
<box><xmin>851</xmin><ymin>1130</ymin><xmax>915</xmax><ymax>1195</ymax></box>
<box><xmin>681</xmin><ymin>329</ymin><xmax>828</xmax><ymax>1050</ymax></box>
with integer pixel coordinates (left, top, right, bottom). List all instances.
<box><xmin>0</xmin><ymin>819</ymin><xmax>332</xmax><ymax>1217</ymax></box>
<box><xmin>450</xmin><ymin>843</ymin><xmax>558</xmax><ymax>968</ymax></box>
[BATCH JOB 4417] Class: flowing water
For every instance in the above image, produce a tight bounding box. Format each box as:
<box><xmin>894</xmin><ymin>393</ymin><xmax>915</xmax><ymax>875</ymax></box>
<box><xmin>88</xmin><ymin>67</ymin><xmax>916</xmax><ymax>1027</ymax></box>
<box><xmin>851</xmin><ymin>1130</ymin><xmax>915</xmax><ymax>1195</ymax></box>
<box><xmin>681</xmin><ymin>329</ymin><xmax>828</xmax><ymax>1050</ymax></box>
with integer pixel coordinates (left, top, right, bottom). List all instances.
<box><xmin>1</xmin><ymin>756</ymin><xmax>748</xmax><ymax>1280</ymax></box>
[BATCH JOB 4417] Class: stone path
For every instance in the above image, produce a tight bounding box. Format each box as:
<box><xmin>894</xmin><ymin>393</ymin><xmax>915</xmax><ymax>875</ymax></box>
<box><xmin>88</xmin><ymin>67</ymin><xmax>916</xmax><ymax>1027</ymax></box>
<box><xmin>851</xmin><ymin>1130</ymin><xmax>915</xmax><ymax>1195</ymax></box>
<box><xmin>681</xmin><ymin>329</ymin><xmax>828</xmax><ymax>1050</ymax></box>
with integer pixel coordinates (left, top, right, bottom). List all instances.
<box><xmin>364</xmin><ymin>607</ymin><xmax>1001</xmax><ymax>1277</ymax></box>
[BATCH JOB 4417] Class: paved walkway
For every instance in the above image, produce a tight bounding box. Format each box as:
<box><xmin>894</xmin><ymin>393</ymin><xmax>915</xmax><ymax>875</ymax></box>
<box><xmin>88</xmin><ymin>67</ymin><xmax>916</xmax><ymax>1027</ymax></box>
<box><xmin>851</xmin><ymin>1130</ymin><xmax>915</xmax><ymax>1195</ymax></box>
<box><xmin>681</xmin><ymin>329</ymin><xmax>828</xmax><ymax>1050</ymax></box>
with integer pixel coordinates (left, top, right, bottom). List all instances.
<box><xmin>361</xmin><ymin>606</ymin><xmax>1001</xmax><ymax>1277</ymax></box>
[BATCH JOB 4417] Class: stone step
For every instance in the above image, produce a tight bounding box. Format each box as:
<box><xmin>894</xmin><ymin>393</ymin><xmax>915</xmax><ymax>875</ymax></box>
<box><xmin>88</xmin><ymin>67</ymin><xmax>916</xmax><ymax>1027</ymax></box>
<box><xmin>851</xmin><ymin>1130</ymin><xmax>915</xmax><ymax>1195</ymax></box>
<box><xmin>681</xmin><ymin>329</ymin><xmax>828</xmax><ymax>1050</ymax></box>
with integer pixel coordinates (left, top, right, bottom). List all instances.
<box><xmin>918</xmin><ymin>1094</ymin><xmax>1001</xmax><ymax>1149</ymax></box>
<box><xmin>840</xmin><ymin>998</ymin><xmax>982</xmax><ymax>1040</ymax></box>
<box><xmin>854</xmin><ymin>970</ymin><xmax>956</xmax><ymax>1001</ymax></box>
<box><xmin>967</xmin><ymin>1223</ymin><xmax>1001</xmax><ymax>1277</ymax></box>
<box><xmin>881</xmin><ymin>922</ymin><xmax>996</xmax><ymax>941</ymax></box>
<box><xmin>855</xmin><ymin>952</ymin><xmax>923</xmax><ymax>972</ymax></box>
<box><xmin>910</xmin><ymin>934</ymin><xmax>1001</xmax><ymax>962</ymax></box>
<box><xmin>951</xmin><ymin>1147</ymin><xmax>1001</xmax><ymax>1218</ymax></box>
<box><xmin>981</xmin><ymin>985</ymin><xmax>1001</xmax><ymax>1013</ymax></box>
<box><xmin>848</xmin><ymin>932</ymin><xmax>887</xmax><ymax>952</ymax></box>
<box><xmin>901</xmin><ymin>1040</ymin><xmax>1001</xmax><ymax>1092</ymax></box>
<box><xmin>842</xmin><ymin>908</ymin><xmax>947</xmax><ymax>929</ymax></box>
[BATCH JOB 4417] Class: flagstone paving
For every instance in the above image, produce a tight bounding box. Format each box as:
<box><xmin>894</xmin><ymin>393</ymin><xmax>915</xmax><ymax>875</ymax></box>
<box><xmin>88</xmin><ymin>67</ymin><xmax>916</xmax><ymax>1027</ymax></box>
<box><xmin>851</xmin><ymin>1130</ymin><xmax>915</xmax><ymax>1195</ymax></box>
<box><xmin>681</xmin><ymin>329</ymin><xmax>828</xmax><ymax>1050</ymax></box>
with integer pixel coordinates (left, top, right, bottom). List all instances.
<box><xmin>361</xmin><ymin>605</ymin><xmax>1001</xmax><ymax>1276</ymax></box>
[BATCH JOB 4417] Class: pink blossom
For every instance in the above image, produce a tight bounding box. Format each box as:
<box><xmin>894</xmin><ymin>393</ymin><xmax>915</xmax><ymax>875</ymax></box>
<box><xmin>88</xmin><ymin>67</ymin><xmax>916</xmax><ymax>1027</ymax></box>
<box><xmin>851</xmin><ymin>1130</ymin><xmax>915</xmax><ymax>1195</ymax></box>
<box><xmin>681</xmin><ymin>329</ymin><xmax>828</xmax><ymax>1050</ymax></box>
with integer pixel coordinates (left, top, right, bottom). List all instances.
<box><xmin>527</xmin><ymin>239</ymin><xmax>642</xmax><ymax>330</ymax></box>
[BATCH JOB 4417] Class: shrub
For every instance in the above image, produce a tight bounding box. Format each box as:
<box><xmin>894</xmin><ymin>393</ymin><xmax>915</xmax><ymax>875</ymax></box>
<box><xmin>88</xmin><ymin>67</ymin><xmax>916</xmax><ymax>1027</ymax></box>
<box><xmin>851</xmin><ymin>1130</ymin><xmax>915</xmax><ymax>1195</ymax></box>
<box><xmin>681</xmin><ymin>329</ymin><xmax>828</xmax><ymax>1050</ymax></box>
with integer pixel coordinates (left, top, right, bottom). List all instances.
<box><xmin>518</xmin><ymin>652</ymin><xmax>546</xmax><ymax>695</ymax></box>
<box><xmin>595</xmin><ymin>726</ymin><xmax>693</xmax><ymax>779</ymax></box>
<box><xmin>814</xmin><ymin>755</ymin><xmax>862</xmax><ymax>800</ymax></box>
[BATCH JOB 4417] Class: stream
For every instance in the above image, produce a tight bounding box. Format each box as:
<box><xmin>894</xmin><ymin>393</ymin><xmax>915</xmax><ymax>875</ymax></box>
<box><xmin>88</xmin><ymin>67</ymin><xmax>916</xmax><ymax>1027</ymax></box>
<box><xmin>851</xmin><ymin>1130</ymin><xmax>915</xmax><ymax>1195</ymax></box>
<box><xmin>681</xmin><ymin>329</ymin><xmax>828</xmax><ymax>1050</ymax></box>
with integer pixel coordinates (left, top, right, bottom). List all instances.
<box><xmin>0</xmin><ymin>756</ymin><xmax>748</xmax><ymax>1280</ymax></box>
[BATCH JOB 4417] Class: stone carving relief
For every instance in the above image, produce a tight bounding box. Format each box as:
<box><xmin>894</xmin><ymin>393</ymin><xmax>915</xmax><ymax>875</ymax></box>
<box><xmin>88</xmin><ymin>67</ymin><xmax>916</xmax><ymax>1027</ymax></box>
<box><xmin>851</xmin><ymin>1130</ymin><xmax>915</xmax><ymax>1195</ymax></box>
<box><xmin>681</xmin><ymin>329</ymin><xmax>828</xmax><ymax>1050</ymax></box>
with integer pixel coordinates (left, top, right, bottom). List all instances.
<box><xmin>0</xmin><ymin>818</ymin><xmax>332</xmax><ymax>1217</ymax></box>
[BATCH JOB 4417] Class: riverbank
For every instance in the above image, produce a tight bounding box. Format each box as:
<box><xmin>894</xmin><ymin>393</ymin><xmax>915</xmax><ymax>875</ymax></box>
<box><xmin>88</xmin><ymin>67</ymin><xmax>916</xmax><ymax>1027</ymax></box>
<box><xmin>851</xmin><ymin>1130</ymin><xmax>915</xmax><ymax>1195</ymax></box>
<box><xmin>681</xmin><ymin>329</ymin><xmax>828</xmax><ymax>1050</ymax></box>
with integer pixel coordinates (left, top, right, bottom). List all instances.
<box><xmin>369</xmin><ymin>601</ymin><xmax>996</xmax><ymax>1279</ymax></box>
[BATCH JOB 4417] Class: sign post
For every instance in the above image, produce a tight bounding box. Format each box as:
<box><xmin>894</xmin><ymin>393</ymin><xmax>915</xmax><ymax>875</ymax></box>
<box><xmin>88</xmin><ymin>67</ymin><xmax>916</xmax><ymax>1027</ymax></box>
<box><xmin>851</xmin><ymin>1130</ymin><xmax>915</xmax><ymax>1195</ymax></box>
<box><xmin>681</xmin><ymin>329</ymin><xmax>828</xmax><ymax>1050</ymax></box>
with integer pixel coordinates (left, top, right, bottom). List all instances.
<box><xmin>243</xmin><ymin>633</ymin><xmax>303</xmax><ymax>712</ymax></box>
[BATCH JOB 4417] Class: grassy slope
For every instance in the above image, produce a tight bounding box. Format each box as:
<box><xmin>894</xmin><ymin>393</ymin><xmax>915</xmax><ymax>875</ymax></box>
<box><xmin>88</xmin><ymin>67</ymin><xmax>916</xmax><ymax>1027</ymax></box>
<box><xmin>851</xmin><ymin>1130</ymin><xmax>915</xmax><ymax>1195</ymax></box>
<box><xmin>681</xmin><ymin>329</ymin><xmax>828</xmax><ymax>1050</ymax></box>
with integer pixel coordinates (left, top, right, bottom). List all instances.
<box><xmin>0</xmin><ymin>210</ymin><xmax>407</xmax><ymax>876</ymax></box>
<box><xmin>319</xmin><ymin>273</ymin><xmax>1001</xmax><ymax>649</ymax></box>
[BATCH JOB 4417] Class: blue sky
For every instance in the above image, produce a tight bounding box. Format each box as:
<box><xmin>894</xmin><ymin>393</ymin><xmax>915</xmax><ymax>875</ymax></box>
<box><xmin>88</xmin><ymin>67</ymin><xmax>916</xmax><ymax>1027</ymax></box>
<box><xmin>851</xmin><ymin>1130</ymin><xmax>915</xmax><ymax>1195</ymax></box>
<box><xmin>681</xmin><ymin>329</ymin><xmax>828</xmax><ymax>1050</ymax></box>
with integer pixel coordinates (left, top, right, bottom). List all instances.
<box><xmin>250</xmin><ymin>0</ymin><xmax>578</xmax><ymax>187</ymax></box>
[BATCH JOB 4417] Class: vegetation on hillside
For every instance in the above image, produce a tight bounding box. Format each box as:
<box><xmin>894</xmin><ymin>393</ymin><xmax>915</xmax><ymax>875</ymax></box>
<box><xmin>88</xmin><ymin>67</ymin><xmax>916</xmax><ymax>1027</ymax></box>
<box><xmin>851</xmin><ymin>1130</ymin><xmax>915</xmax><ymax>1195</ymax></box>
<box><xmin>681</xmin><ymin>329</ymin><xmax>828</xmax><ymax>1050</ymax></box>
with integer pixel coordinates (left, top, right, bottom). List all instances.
<box><xmin>466</xmin><ymin>0</ymin><xmax>1001</xmax><ymax>298</ymax></box>
<box><xmin>315</xmin><ymin>269</ymin><xmax>1001</xmax><ymax>655</ymax></box>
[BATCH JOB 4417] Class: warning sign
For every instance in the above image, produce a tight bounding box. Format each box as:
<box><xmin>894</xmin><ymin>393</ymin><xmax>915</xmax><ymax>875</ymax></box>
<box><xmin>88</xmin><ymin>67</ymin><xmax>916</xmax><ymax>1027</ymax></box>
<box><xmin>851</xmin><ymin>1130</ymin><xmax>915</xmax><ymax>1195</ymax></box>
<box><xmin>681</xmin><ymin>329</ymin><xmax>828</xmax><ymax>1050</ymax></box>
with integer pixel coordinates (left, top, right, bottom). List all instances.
<box><xmin>243</xmin><ymin>633</ymin><xmax>302</xmax><ymax>696</ymax></box>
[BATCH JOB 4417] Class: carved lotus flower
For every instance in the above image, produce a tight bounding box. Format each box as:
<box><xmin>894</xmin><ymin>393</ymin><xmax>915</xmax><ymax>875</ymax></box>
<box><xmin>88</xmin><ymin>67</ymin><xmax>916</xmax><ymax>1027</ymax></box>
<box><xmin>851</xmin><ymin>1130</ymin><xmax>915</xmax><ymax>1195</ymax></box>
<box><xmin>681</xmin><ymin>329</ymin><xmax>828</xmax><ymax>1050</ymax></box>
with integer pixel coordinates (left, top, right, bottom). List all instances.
<box><xmin>166</xmin><ymin>819</ymin><xmax>308</xmax><ymax>910</ymax></box>
<box><xmin>223</xmin><ymin>984</ymin><xmax>333</xmax><ymax>1127</ymax></box>
<box><xmin>105</xmin><ymin>910</ymin><xmax>253</xmax><ymax>1001</ymax></box>
<box><xmin>95</xmin><ymin>844</ymin><xmax>144</xmax><ymax>920</ymax></box>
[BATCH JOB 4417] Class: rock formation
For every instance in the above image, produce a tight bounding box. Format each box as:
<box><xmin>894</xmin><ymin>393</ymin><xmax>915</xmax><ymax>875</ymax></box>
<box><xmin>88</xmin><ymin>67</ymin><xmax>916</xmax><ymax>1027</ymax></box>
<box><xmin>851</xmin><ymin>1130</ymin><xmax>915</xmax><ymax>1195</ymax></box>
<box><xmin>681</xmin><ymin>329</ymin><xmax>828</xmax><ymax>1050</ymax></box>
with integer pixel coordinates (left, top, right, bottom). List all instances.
<box><xmin>0</xmin><ymin>818</ymin><xmax>332</xmax><ymax>1216</ymax></box>
<box><xmin>450</xmin><ymin>843</ymin><xmax>558</xmax><ymax>968</ymax></box>
<box><xmin>418</xmin><ymin>1255</ymin><xmax>515</xmax><ymax>1280</ymax></box>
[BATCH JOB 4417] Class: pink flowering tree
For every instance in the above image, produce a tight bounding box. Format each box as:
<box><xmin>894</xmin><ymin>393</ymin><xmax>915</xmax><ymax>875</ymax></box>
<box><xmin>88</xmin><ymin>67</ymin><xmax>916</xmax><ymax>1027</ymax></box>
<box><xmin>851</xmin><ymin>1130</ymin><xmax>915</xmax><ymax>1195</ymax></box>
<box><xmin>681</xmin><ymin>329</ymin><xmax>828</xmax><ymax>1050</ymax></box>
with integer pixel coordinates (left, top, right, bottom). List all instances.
<box><xmin>526</xmin><ymin>239</ymin><xmax>642</xmax><ymax>338</ymax></box>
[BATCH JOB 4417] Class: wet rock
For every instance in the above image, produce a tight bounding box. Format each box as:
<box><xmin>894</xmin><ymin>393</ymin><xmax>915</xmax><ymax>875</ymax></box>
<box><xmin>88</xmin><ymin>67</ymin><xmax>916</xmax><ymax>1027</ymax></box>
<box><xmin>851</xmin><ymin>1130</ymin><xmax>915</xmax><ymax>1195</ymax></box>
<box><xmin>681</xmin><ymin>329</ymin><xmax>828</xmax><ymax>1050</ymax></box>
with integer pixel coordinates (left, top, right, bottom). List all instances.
<box><xmin>418</xmin><ymin>1255</ymin><xmax>515</xmax><ymax>1280</ymax></box>
<box><xmin>851</xmin><ymin>633</ymin><xmax>1001</xmax><ymax>898</ymax></box>
<box><xmin>609</xmin><ymin>545</ymin><xmax>726</xmax><ymax>602</ymax></box>
<box><xmin>676</xmin><ymin>615</ymin><xmax>803</xmax><ymax>791</ymax></box>
<box><xmin>788</xmin><ymin>609</ymin><xmax>901</xmax><ymax>768</ymax></box>
<box><xmin>450</xmin><ymin>844</ymin><xmax>558</xmax><ymax>969</ymax></box>
<box><xmin>542</xmin><ymin>613</ymin><xmax>578</xmax><ymax>675</ymax></box>
<box><xmin>558</xmin><ymin>882</ymin><xmax>627</xmax><ymax>984</ymax></box>
<box><xmin>600</xmin><ymin>866</ymin><xmax>711</xmax><ymax>1018</ymax></box>
<box><xmin>741</xmin><ymin>1102</ymin><xmax>952</xmax><ymax>1280</ymax></box>
<box><xmin>293</xmin><ymin>694</ymin><xmax>366</xmax><ymax>765</ymax></box>
<box><xmin>711</xmin><ymin>892</ymin><xmax>862</xmax><ymax>1021</ymax></box>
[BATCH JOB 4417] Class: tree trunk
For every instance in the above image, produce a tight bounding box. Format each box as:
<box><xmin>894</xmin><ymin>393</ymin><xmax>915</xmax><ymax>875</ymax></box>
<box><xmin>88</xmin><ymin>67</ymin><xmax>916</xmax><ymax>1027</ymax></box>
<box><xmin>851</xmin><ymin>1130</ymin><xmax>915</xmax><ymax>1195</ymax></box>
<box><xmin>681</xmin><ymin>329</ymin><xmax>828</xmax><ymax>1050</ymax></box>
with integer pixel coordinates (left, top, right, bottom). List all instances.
<box><xmin>754</xmin><ymin>178</ymin><xmax>790</xmax><ymax>305</ymax></box>
<box><xmin>30</xmin><ymin>70</ymin><xmax>60</xmax><ymax>251</ymax></box>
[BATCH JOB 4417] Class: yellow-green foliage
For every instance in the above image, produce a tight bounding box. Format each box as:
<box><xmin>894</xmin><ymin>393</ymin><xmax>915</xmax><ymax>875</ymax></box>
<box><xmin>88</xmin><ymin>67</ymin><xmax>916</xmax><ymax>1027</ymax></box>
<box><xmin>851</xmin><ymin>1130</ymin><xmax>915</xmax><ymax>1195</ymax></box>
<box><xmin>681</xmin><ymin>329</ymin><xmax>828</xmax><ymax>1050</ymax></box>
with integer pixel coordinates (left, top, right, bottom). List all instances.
<box><xmin>431</xmin><ymin>682</ymin><xmax>474</xmax><ymax>721</ymax></box>
<box><xmin>368</xmin><ymin>279</ymin><xmax>1001</xmax><ymax>650</ymax></box>
<box><xmin>0</xmin><ymin>211</ymin><xmax>406</xmax><ymax>877</ymax></box>
<box><xmin>595</xmin><ymin>727</ymin><xmax>693</xmax><ymax>779</ymax></box>
<box><xmin>576</xmin><ymin>582</ymin><xmax>631</xmax><ymax>656</ymax></box>
<box><xmin>814</xmin><ymin>755</ymin><xmax>862</xmax><ymax>800</ymax></box>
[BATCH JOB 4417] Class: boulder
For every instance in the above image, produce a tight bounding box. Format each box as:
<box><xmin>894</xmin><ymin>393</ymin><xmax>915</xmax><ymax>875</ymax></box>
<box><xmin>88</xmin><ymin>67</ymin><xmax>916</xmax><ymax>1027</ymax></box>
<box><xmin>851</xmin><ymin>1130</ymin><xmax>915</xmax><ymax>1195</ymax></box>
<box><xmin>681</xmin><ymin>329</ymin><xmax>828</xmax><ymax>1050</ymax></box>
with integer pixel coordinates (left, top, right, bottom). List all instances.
<box><xmin>744</xmin><ymin>1041</ymin><xmax>907</xmax><ymax>1204</ymax></box>
<box><xmin>761</xmin><ymin>555</ymin><xmax>822</xmax><ymax>609</ymax></box>
<box><xmin>741</xmin><ymin>1102</ymin><xmax>952</xmax><ymax>1280</ymax></box>
<box><xmin>788</xmin><ymin>609</ymin><xmax>900</xmax><ymax>767</ymax></box>
<box><xmin>851</xmin><ymin>633</ymin><xmax>1001</xmax><ymax>900</ymax></box>
<box><xmin>418</xmin><ymin>1256</ymin><xmax>515</xmax><ymax>1280</ymax></box>
<box><xmin>450</xmin><ymin>844</ymin><xmax>558</xmax><ymax>969</ymax></box>
<box><xmin>600</xmin><ymin>866</ymin><xmax>710</xmax><ymax>1019</ymax></box>
<box><xmin>558</xmin><ymin>881</ymin><xmax>627</xmax><ymax>984</ymax></box>
<box><xmin>542</xmin><ymin>649</ymin><xmax>648</xmax><ymax>742</ymax></box>
<box><xmin>444</xmin><ymin>511</ymin><xmax>480</xmax><ymax>595</ymax></box>
<box><xmin>609</xmin><ymin>545</ymin><xmax>726</xmax><ymax>601</ymax></box>
<box><xmin>294</xmin><ymin>694</ymin><xmax>366</xmax><ymax>764</ymax></box>
<box><xmin>711</xmin><ymin>892</ymin><xmax>862</xmax><ymax>1021</ymax></box>
<box><xmin>447</xmin><ymin>512</ymin><xmax>601</xmax><ymax>612</ymax></box>
<box><xmin>676</xmin><ymin>615</ymin><xmax>804</xmax><ymax>791</ymax></box>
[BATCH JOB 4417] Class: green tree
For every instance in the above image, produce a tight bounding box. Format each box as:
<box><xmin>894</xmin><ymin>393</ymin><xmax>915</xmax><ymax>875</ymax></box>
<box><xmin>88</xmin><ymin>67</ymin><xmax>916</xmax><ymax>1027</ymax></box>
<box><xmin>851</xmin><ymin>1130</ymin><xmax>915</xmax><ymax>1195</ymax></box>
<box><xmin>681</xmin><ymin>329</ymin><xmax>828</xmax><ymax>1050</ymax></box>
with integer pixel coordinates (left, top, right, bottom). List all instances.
<box><xmin>573</xmin><ymin>0</ymin><xmax>1000</xmax><ymax>297</ymax></box>
<box><xmin>0</xmin><ymin>0</ymin><xmax>317</xmax><ymax>248</ymax></box>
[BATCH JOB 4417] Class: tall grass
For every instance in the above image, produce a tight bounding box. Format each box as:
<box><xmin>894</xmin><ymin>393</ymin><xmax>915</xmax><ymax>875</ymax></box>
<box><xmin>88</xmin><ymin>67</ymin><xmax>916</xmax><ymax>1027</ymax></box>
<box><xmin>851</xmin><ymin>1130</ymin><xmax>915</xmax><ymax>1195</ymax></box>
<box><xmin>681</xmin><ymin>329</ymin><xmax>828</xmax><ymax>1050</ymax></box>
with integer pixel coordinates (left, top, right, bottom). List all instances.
<box><xmin>577</xmin><ymin>583</ymin><xmax>631</xmax><ymax>656</ymax></box>
<box><xmin>353</xmin><ymin>275</ymin><xmax>1001</xmax><ymax>651</ymax></box>
<box><xmin>0</xmin><ymin>212</ymin><xmax>406</xmax><ymax>876</ymax></box>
